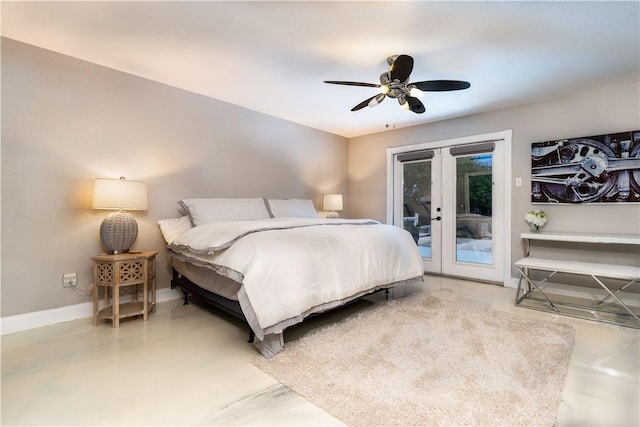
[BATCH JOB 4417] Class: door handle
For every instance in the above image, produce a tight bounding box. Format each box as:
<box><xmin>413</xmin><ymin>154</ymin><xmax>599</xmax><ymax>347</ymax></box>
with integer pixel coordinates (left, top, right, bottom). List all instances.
<box><xmin>431</xmin><ymin>216</ymin><xmax>441</xmax><ymax>221</ymax></box>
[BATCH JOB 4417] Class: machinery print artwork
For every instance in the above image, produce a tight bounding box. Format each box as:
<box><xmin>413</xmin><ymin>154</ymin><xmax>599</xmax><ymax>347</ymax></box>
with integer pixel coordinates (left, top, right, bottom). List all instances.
<box><xmin>531</xmin><ymin>130</ymin><xmax>640</xmax><ymax>204</ymax></box>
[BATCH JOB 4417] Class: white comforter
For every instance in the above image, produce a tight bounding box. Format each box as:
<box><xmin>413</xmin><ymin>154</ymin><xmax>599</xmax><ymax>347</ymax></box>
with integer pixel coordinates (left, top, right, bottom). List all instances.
<box><xmin>169</xmin><ymin>217</ymin><xmax>423</xmax><ymax>340</ymax></box>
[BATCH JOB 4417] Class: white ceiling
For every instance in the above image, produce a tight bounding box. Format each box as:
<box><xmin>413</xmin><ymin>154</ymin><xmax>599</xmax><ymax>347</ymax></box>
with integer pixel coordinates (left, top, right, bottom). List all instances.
<box><xmin>2</xmin><ymin>1</ymin><xmax>639</xmax><ymax>138</ymax></box>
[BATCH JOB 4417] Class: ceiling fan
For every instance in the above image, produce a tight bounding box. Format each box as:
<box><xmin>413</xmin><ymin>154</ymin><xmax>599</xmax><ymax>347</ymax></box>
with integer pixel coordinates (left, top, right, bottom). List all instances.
<box><xmin>324</xmin><ymin>54</ymin><xmax>470</xmax><ymax>114</ymax></box>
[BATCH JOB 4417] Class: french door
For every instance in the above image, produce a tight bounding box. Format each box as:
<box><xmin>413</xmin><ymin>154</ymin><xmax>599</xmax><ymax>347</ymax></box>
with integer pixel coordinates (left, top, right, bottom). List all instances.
<box><xmin>388</xmin><ymin>131</ymin><xmax>511</xmax><ymax>284</ymax></box>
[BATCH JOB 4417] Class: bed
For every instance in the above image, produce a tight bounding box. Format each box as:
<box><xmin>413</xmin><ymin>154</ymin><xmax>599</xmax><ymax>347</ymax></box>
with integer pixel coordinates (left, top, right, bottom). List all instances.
<box><xmin>159</xmin><ymin>197</ymin><xmax>424</xmax><ymax>357</ymax></box>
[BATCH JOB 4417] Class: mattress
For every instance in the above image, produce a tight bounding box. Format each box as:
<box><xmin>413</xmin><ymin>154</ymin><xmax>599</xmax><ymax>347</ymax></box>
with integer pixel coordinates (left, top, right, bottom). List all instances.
<box><xmin>171</xmin><ymin>257</ymin><xmax>241</xmax><ymax>301</ymax></box>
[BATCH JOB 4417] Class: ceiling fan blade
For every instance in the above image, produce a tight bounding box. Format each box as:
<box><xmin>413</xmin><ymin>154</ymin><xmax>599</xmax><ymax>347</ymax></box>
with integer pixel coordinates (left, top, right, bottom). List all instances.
<box><xmin>368</xmin><ymin>93</ymin><xmax>386</xmax><ymax>107</ymax></box>
<box><xmin>324</xmin><ymin>80</ymin><xmax>381</xmax><ymax>88</ymax></box>
<box><xmin>389</xmin><ymin>54</ymin><xmax>414</xmax><ymax>83</ymax></box>
<box><xmin>410</xmin><ymin>80</ymin><xmax>471</xmax><ymax>92</ymax></box>
<box><xmin>351</xmin><ymin>95</ymin><xmax>380</xmax><ymax>111</ymax></box>
<box><xmin>406</xmin><ymin>96</ymin><xmax>426</xmax><ymax>114</ymax></box>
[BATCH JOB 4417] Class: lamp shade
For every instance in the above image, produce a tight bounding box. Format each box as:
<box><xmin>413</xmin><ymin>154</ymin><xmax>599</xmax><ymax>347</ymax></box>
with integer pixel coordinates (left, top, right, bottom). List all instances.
<box><xmin>322</xmin><ymin>194</ymin><xmax>343</xmax><ymax>212</ymax></box>
<box><xmin>92</xmin><ymin>177</ymin><xmax>148</xmax><ymax>211</ymax></box>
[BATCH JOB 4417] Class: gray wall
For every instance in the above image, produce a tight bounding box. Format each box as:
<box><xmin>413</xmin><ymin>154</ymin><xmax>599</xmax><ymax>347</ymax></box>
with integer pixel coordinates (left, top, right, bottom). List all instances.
<box><xmin>1</xmin><ymin>38</ymin><xmax>348</xmax><ymax>317</ymax></box>
<box><xmin>348</xmin><ymin>74</ymin><xmax>640</xmax><ymax>278</ymax></box>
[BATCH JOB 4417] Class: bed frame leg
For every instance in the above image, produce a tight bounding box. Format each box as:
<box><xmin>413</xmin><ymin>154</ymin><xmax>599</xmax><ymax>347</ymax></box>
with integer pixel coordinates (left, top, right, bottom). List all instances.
<box><xmin>385</xmin><ymin>289</ymin><xmax>390</xmax><ymax>301</ymax></box>
<box><xmin>181</xmin><ymin>290</ymin><xmax>190</xmax><ymax>305</ymax></box>
<box><xmin>248</xmin><ymin>329</ymin><xmax>255</xmax><ymax>343</ymax></box>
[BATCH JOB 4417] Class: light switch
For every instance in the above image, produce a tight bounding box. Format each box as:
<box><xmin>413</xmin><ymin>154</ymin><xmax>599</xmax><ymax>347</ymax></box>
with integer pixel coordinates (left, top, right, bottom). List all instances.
<box><xmin>515</xmin><ymin>177</ymin><xmax>522</xmax><ymax>187</ymax></box>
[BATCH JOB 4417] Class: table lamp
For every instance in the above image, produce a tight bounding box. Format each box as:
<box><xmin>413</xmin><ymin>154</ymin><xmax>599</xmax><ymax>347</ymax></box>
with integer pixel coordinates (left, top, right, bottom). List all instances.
<box><xmin>92</xmin><ymin>177</ymin><xmax>148</xmax><ymax>254</ymax></box>
<box><xmin>322</xmin><ymin>194</ymin><xmax>343</xmax><ymax>218</ymax></box>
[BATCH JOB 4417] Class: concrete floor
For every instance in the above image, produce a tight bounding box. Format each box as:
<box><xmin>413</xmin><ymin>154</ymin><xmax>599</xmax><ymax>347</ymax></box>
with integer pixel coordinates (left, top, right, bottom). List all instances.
<box><xmin>2</xmin><ymin>276</ymin><xmax>638</xmax><ymax>426</ymax></box>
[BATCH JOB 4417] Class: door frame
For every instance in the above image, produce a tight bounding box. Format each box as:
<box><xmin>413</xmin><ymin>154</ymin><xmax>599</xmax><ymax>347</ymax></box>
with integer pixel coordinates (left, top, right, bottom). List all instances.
<box><xmin>386</xmin><ymin>130</ymin><xmax>513</xmax><ymax>286</ymax></box>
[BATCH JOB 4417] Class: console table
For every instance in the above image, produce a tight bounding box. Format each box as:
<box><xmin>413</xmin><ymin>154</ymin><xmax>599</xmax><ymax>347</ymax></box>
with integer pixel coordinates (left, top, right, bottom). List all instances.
<box><xmin>515</xmin><ymin>232</ymin><xmax>640</xmax><ymax>328</ymax></box>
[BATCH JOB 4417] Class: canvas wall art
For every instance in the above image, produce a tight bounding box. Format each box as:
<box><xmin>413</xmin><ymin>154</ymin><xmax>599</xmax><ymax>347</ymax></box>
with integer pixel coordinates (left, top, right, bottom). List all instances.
<box><xmin>531</xmin><ymin>130</ymin><xmax>640</xmax><ymax>204</ymax></box>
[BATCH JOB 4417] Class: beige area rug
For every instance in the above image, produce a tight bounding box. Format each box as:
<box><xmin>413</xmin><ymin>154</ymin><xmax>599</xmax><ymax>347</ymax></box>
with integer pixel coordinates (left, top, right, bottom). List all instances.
<box><xmin>253</xmin><ymin>296</ymin><xmax>575</xmax><ymax>427</ymax></box>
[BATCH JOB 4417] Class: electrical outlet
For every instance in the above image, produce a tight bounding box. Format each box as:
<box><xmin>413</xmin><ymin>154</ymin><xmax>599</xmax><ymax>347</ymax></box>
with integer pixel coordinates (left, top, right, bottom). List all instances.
<box><xmin>62</xmin><ymin>273</ymin><xmax>78</xmax><ymax>288</ymax></box>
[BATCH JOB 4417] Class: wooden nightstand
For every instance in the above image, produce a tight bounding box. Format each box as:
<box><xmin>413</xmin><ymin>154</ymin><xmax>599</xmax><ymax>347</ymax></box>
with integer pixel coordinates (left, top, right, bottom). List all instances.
<box><xmin>92</xmin><ymin>251</ymin><xmax>157</xmax><ymax>327</ymax></box>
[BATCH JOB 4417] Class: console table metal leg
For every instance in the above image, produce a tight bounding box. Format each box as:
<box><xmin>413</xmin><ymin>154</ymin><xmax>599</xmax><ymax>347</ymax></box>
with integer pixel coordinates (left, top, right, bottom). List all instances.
<box><xmin>591</xmin><ymin>278</ymin><xmax>638</xmax><ymax>309</ymax></box>
<box><xmin>590</xmin><ymin>275</ymin><xmax>640</xmax><ymax>323</ymax></box>
<box><xmin>517</xmin><ymin>267</ymin><xmax>560</xmax><ymax>312</ymax></box>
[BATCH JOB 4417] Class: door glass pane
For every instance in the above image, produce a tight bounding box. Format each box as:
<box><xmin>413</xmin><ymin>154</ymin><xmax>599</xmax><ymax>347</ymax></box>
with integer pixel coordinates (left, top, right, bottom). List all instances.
<box><xmin>455</xmin><ymin>154</ymin><xmax>493</xmax><ymax>264</ymax></box>
<box><xmin>402</xmin><ymin>160</ymin><xmax>432</xmax><ymax>259</ymax></box>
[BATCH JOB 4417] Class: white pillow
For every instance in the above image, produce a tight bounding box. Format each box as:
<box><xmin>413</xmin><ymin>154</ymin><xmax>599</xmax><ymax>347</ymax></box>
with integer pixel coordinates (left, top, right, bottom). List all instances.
<box><xmin>157</xmin><ymin>216</ymin><xmax>193</xmax><ymax>244</ymax></box>
<box><xmin>267</xmin><ymin>199</ymin><xmax>318</xmax><ymax>218</ymax></box>
<box><xmin>179</xmin><ymin>197</ymin><xmax>271</xmax><ymax>226</ymax></box>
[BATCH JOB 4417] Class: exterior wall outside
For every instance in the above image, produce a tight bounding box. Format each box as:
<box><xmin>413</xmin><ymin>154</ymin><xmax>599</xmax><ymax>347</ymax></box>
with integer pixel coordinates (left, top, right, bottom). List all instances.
<box><xmin>1</xmin><ymin>38</ymin><xmax>348</xmax><ymax>317</ymax></box>
<box><xmin>347</xmin><ymin>74</ymin><xmax>640</xmax><ymax>279</ymax></box>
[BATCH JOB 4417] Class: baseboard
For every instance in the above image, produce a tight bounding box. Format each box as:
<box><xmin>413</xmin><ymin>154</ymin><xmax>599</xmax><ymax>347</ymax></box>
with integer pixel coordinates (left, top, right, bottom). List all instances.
<box><xmin>506</xmin><ymin>276</ymin><xmax>519</xmax><ymax>289</ymax></box>
<box><xmin>0</xmin><ymin>288</ymin><xmax>182</xmax><ymax>336</ymax></box>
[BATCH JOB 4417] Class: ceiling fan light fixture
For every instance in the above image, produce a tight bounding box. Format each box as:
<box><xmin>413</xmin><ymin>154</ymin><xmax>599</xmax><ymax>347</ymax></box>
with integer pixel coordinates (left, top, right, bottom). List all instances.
<box><xmin>399</xmin><ymin>98</ymin><xmax>410</xmax><ymax>111</ymax></box>
<box><xmin>379</xmin><ymin>85</ymin><xmax>390</xmax><ymax>95</ymax></box>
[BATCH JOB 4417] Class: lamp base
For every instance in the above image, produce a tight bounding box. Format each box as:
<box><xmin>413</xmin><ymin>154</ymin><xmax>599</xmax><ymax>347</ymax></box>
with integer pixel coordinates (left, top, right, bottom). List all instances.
<box><xmin>100</xmin><ymin>211</ymin><xmax>138</xmax><ymax>254</ymax></box>
<box><xmin>109</xmin><ymin>249</ymin><xmax>130</xmax><ymax>255</ymax></box>
<box><xmin>326</xmin><ymin>211</ymin><xmax>339</xmax><ymax>219</ymax></box>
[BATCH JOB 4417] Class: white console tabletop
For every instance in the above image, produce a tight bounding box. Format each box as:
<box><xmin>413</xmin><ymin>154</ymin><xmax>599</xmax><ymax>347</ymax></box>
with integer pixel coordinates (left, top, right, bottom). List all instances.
<box><xmin>521</xmin><ymin>232</ymin><xmax>640</xmax><ymax>245</ymax></box>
